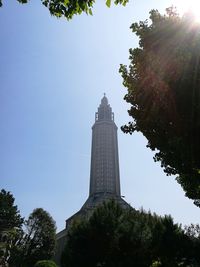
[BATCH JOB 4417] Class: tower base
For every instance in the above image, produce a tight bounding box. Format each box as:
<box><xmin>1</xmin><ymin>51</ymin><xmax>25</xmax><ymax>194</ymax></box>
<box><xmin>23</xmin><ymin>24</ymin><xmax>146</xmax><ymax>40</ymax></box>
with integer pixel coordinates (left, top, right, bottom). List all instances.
<box><xmin>54</xmin><ymin>194</ymin><xmax>131</xmax><ymax>266</ymax></box>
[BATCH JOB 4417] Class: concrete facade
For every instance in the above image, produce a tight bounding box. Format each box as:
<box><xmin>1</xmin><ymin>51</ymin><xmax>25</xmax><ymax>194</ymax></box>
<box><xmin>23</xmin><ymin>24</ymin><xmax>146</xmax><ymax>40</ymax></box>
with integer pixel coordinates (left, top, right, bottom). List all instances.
<box><xmin>89</xmin><ymin>94</ymin><xmax>120</xmax><ymax>196</ymax></box>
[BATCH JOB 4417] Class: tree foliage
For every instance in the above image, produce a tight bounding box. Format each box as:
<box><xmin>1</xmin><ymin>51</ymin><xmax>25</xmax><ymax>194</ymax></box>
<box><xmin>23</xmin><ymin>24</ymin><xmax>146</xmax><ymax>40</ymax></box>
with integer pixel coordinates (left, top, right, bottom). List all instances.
<box><xmin>17</xmin><ymin>208</ymin><xmax>57</xmax><ymax>267</ymax></box>
<box><xmin>120</xmin><ymin>7</ymin><xmax>200</xmax><ymax>206</ymax></box>
<box><xmin>184</xmin><ymin>224</ymin><xmax>200</xmax><ymax>264</ymax></box>
<box><xmin>61</xmin><ymin>200</ymin><xmax>199</xmax><ymax>267</ymax></box>
<box><xmin>0</xmin><ymin>190</ymin><xmax>56</xmax><ymax>267</ymax></box>
<box><xmin>0</xmin><ymin>189</ymin><xmax>23</xmax><ymax>231</ymax></box>
<box><xmin>0</xmin><ymin>189</ymin><xmax>24</xmax><ymax>267</ymax></box>
<box><xmin>0</xmin><ymin>0</ymin><xmax>128</xmax><ymax>20</ymax></box>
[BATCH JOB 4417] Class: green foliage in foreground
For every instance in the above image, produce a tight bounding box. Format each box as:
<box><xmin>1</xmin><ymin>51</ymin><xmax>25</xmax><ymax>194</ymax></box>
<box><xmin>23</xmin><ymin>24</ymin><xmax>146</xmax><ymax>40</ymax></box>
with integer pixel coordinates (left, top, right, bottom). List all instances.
<box><xmin>120</xmin><ymin>7</ymin><xmax>200</xmax><ymax>206</ymax></box>
<box><xmin>0</xmin><ymin>0</ymin><xmax>128</xmax><ymax>20</ymax></box>
<box><xmin>0</xmin><ymin>189</ymin><xmax>24</xmax><ymax>267</ymax></box>
<box><xmin>17</xmin><ymin>208</ymin><xmax>57</xmax><ymax>267</ymax></box>
<box><xmin>34</xmin><ymin>260</ymin><xmax>58</xmax><ymax>267</ymax></box>
<box><xmin>0</xmin><ymin>189</ymin><xmax>56</xmax><ymax>267</ymax></box>
<box><xmin>0</xmin><ymin>189</ymin><xmax>24</xmax><ymax>230</ymax></box>
<box><xmin>61</xmin><ymin>200</ymin><xmax>200</xmax><ymax>267</ymax></box>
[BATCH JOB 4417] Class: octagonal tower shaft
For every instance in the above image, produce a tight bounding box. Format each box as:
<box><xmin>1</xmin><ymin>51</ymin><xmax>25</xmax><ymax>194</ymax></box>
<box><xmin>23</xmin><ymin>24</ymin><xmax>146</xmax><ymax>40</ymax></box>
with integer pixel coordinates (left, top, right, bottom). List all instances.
<box><xmin>89</xmin><ymin>95</ymin><xmax>121</xmax><ymax>196</ymax></box>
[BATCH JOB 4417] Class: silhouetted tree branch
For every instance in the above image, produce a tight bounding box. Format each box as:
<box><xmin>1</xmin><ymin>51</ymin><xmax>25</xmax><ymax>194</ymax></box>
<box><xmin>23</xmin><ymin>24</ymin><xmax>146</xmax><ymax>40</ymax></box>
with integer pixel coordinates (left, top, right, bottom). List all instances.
<box><xmin>0</xmin><ymin>0</ymin><xmax>128</xmax><ymax>20</ymax></box>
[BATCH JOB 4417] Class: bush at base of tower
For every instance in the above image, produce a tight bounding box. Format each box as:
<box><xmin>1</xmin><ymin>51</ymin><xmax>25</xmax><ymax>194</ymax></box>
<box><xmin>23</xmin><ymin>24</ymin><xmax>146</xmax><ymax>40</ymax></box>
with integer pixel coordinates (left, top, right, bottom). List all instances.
<box><xmin>61</xmin><ymin>200</ymin><xmax>200</xmax><ymax>267</ymax></box>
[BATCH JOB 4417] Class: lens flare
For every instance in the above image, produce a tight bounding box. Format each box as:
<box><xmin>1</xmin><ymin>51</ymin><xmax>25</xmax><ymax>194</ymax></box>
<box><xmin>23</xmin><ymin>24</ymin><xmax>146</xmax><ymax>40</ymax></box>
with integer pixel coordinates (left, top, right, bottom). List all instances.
<box><xmin>173</xmin><ymin>0</ymin><xmax>200</xmax><ymax>22</ymax></box>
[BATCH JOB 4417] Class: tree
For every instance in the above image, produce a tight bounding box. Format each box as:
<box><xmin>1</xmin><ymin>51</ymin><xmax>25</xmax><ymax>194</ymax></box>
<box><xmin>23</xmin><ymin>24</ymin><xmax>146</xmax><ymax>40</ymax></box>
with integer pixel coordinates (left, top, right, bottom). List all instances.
<box><xmin>61</xmin><ymin>201</ymin><xmax>195</xmax><ymax>267</ymax></box>
<box><xmin>0</xmin><ymin>189</ymin><xmax>23</xmax><ymax>267</ymax></box>
<box><xmin>0</xmin><ymin>0</ymin><xmax>128</xmax><ymax>20</ymax></box>
<box><xmin>0</xmin><ymin>189</ymin><xmax>23</xmax><ymax>230</ymax></box>
<box><xmin>18</xmin><ymin>208</ymin><xmax>57</xmax><ymax>267</ymax></box>
<box><xmin>120</xmin><ymin>7</ymin><xmax>200</xmax><ymax>206</ymax></box>
<box><xmin>61</xmin><ymin>201</ymin><xmax>130</xmax><ymax>267</ymax></box>
<box><xmin>0</xmin><ymin>190</ymin><xmax>56</xmax><ymax>267</ymax></box>
<box><xmin>184</xmin><ymin>224</ymin><xmax>200</xmax><ymax>265</ymax></box>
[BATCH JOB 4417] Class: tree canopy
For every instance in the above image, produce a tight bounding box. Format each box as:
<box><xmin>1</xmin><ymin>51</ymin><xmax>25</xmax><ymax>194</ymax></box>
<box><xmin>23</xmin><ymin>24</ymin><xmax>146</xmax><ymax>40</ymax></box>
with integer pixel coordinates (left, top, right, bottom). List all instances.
<box><xmin>120</xmin><ymin>7</ymin><xmax>200</xmax><ymax>207</ymax></box>
<box><xmin>0</xmin><ymin>0</ymin><xmax>128</xmax><ymax>20</ymax></box>
<box><xmin>0</xmin><ymin>189</ymin><xmax>24</xmax><ymax>267</ymax></box>
<box><xmin>17</xmin><ymin>208</ymin><xmax>57</xmax><ymax>267</ymax></box>
<box><xmin>0</xmin><ymin>190</ymin><xmax>56</xmax><ymax>267</ymax></box>
<box><xmin>0</xmin><ymin>189</ymin><xmax>23</xmax><ymax>231</ymax></box>
<box><xmin>61</xmin><ymin>200</ymin><xmax>199</xmax><ymax>267</ymax></box>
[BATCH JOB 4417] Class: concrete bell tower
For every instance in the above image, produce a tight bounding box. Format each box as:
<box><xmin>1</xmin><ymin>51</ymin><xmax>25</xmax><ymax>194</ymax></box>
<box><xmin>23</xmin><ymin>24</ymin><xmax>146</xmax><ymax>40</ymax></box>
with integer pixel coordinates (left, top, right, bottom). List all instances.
<box><xmin>89</xmin><ymin>94</ymin><xmax>121</xmax><ymax>197</ymax></box>
<box><xmin>80</xmin><ymin>94</ymin><xmax>129</xmax><ymax>211</ymax></box>
<box><xmin>55</xmin><ymin>95</ymin><xmax>130</xmax><ymax>266</ymax></box>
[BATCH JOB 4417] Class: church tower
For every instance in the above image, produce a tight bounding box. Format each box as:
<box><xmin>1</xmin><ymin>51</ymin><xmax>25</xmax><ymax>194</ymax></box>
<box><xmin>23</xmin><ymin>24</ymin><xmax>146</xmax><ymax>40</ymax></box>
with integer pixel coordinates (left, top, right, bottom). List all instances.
<box><xmin>55</xmin><ymin>95</ymin><xmax>130</xmax><ymax>265</ymax></box>
<box><xmin>89</xmin><ymin>94</ymin><xmax>120</xmax><ymax>197</ymax></box>
<box><xmin>80</xmin><ymin>95</ymin><xmax>128</xmax><ymax>211</ymax></box>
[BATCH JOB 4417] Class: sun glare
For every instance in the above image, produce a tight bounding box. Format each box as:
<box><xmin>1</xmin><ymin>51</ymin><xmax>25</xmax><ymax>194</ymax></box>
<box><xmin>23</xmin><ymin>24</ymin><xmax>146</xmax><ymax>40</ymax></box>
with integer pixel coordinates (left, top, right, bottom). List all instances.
<box><xmin>173</xmin><ymin>0</ymin><xmax>200</xmax><ymax>22</ymax></box>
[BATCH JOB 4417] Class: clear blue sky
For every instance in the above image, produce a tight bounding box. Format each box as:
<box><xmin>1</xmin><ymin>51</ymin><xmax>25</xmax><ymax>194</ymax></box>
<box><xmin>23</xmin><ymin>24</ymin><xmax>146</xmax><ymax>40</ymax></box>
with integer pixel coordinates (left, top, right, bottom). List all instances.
<box><xmin>1</xmin><ymin>0</ymin><xmax>199</xmax><ymax>232</ymax></box>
